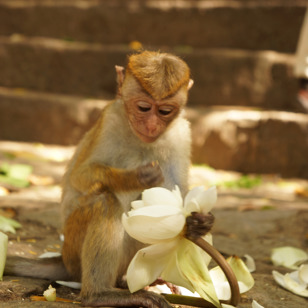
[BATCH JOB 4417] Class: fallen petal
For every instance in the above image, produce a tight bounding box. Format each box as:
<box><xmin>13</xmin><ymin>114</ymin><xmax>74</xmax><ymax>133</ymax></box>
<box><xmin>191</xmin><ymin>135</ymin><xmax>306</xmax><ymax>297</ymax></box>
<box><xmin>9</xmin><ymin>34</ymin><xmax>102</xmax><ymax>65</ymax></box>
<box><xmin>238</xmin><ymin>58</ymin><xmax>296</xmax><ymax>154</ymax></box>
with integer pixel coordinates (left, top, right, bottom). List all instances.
<box><xmin>272</xmin><ymin>270</ymin><xmax>308</xmax><ymax>297</ymax></box>
<box><xmin>271</xmin><ymin>246</ymin><xmax>308</xmax><ymax>270</ymax></box>
<box><xmin>244</xmin><ymin>254</ymin><xmax>256</xmax><ymax>273</ymax></box>
<box><xmin>39</xmin><ymin>252</ymin><xmax>62</xmax><ymax>259</ymax></box>
<box><xmin>252</xmin><ymin>299</ymin><xmax>264</xmax><ymax>308</ymax></box>
<box><xmin>227</xmin><ymin>256</ymin><xmax>254</xmax><ymax>293</ymax></box>
<box><xmin>210</xmin><ymin>256</ymin><xmax>254</xmax><ymax>300</ymax></box>
<box><xmin>299</xmin><ymin>264</ymin><xmax>308</xmax><ymax>284</ymax></box>
<box><xmin>221</xmin><ymin>304</ymin><xmax>236</xmax><ymax>308</ymax></box>
<box><xmin>0</xmin><ymin>231</ymin><xmax>8</xmax><ymax>280</ymax></box>
<box><xmin>56</xmin><ymin>281</ymin><xmax>82</xmax><ymax>289</ymax></box>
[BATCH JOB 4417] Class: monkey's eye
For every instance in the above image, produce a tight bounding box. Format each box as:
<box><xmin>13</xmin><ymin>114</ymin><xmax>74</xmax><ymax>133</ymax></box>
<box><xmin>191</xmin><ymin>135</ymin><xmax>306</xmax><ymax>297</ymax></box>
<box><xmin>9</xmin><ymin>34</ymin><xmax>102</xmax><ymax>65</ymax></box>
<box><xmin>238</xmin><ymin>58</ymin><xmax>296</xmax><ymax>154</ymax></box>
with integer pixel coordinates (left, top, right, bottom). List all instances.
<box><xmin>137</xmin><ymin>101</ymin><xmax>152</xmax><ymax>112</ymax></box>
<box><xmin>158</xmin><ymin>107</ymin><xmax>173</xmax><ymax>116</ymax></box>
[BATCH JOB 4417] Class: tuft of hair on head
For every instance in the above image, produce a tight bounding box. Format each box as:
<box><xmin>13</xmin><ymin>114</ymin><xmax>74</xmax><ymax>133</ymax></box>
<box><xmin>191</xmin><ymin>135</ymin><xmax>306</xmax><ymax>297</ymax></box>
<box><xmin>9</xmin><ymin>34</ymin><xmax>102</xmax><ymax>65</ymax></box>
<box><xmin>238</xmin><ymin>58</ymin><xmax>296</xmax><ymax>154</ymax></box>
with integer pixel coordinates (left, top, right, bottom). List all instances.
<box><xmin>127</xmin><ymin>51</ymin><xmax>190</xmax><ymax>100</ymax></box>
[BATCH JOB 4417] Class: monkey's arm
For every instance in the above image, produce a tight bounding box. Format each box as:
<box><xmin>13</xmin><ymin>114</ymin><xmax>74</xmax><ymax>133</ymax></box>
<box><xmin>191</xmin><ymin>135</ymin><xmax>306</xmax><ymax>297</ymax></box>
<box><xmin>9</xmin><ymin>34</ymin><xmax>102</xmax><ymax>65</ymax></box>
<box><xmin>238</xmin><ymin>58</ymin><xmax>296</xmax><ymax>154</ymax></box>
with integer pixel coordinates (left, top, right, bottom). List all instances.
<box><xmin>70</xmin><ymin>162</ymin><xmax>163</xmax><ymax>194</ymax></box>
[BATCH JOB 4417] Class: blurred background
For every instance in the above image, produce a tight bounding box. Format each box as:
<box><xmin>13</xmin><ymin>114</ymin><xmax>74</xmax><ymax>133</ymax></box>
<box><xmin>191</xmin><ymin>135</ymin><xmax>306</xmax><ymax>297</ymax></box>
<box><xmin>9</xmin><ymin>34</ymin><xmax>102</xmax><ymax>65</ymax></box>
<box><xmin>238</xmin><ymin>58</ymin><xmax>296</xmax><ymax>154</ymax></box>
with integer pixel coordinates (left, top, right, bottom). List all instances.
<box><xmin>0</xmin><ymin>3</ymin><xmax>308</xmax><ymax>307</ymax></box>
<box><xmin>0</xmin><ymin>0</ymin><xmax>308</xmax><ymax>179</ymax></box>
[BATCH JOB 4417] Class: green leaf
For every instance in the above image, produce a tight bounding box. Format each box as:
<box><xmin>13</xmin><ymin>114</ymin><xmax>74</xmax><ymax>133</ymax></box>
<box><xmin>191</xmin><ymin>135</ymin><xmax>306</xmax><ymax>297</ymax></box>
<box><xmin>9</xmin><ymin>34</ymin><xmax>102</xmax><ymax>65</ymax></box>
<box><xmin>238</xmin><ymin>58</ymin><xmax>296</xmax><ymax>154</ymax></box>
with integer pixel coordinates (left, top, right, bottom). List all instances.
<box><xmin>0</xmin><ymin>163</ymin><xmax>32</xmax><ymax>188</ymax></box>
<box><xmin>0</xmin><ymin>215</ymin><xmax>22</xmax><ymax>234</ymax></box>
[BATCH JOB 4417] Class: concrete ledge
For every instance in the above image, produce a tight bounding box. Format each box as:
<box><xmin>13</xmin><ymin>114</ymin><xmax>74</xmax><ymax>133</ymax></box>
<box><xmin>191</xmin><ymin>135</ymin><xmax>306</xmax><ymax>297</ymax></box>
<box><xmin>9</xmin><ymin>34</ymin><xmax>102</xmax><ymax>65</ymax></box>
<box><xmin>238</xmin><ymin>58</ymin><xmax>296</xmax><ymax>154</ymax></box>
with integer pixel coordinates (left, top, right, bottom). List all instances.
<box><xmin>0</xmin><ymin>0</ymin><xmax>306</xmax><ymax>52</ymax></box>
<box><xmin>1</xmin><ymin>87</ymin><xmax>308</xmax><ymax>178</ymax></box>
<box><xmin>189</xmin><ymin>107</ymin><xmax>308</xmax><ymax>178</ymax></box>
<box><xmin>0</xmin><ymin>36</ymin><xmax>299</xmax><ymax>110</ymax></box>
<box><xmin>0</xmin><ymin>87</ymin><xmax>108</xmax><ymax>144</ymax></box>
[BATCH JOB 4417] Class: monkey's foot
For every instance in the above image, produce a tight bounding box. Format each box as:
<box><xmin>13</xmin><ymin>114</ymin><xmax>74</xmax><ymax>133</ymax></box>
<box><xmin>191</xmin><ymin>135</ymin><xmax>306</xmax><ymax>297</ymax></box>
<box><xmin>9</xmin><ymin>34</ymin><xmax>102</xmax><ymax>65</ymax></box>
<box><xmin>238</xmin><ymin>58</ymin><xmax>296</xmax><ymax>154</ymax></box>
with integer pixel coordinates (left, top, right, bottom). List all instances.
<box><xmin>81</xmin><ymin>289</ymin><xmax>172</xmax><ymax>308</ymax></box>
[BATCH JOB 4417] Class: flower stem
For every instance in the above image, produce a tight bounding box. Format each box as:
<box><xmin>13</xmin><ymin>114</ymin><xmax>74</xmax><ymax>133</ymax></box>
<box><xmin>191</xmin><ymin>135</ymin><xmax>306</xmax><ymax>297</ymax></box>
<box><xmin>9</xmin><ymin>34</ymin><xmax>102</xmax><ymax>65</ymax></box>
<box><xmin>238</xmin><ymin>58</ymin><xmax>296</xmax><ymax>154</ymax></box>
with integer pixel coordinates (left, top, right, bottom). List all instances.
<box><xmin>188</xmin><ymin>236</ymin><xmax>240</xmax><ymax>307</ymax></box>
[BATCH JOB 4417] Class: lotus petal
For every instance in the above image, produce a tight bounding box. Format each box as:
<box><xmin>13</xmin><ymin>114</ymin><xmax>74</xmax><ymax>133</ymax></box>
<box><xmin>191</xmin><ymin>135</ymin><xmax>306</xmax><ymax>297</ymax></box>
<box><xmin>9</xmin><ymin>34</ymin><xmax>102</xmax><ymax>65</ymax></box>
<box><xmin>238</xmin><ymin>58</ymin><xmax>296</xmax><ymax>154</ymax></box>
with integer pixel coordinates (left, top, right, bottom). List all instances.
<box><xmin>171</xmin><ymin>185</ymin><xmax>183</xmax><ymax>205</ymax></box>
<box><xmin>56</xmin><ymin>281</ymin><xmax>82</xmax><ymax>289</ymax></box>
<box><xmin>210</xmin><ymin>256</ymin><xmax>254</xmax><ymax>300</ymax></box>
<box><xmin>244</xmin><ymin>254</ymin><xmax>256</xmax><ymax>273</ymax></box>
<box><xmin>272</xmin><ymin>270</ymin><xmax>308</xmax><ymax>297</ymax></box>
<box><xmin>184</xmin><ymin>186</ymin><xmax>217</xmax><ymax>215</ymax></box>
<box><xmin>126</xmin><ymin>240</ymin><xmax>178</xmax><ymax>292</ymax></box>
<box><xmin>299</xmin><ymin>264</ymin><xmax>308</xmax><ymax>284</ymax></box>
<box><xmin>252</xmin><ymin>300</ymin><xmax>264</xmax><ymax>308</ymax></box>
<box><xmin>184</xmin><ymin>186</ymin><xmax>204</xmax><ymax>212</ymax></box>
<box><xmin>227</xmin><ymin>256</ymin><xmax>254</xmax><ymax>293</ymax></box>
<box><xmin>142</xmin><ymin>187</ymin><xmax>182</xmax><ymax>208</ymax></box>
<box><xmin>177</xmin><ymin>238</ymin><xmax>220</xmax><ymax>307</ymax></box>
<box><xmin>122</xmin><ymin>206</ymin><xmax>185</xmax><ymax>244</ymax></box>
<box><xmin>271</xmin><ymin>246</ymin><xmax>308</xmax><ymax>270</ymax></box>
<box><xmin>130</xmin><ymin>200</ymin><xmax>144</xmax><ymax>210</ymax></box>
<box><xmin>161</xmin><ymin>240</ymin><xmax>195</xmax><ymax>292</ymax></box>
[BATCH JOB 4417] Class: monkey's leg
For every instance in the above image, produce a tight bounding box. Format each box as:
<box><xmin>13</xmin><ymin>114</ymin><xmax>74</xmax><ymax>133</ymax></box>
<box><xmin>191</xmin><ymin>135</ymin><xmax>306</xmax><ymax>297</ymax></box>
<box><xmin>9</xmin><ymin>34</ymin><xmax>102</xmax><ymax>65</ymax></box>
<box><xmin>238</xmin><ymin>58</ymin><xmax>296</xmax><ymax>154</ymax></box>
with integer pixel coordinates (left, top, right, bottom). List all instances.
<box><xmin>79</xmin><ymin>195</ymin><xmax>172</xmax><ymax>308</ymax></box>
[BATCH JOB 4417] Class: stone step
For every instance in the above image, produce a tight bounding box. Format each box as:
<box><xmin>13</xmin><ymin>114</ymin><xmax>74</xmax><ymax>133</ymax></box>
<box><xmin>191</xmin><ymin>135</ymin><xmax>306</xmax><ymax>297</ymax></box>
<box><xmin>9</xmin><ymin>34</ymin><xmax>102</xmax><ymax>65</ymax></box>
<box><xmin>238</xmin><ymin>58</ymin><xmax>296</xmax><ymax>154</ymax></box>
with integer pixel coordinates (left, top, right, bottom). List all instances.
<box><xmin>189</xmin><ymin>106</ymin><xmax>308</xmax><ymax>179</ymax></box>
<box><xmin>0</xmin><ymin>87</ymin><xmax>108</xmax><ymax>145</ymax></box>
<box><xmin>0</xmin><ymin>0</ymin><xmax>306</xmax><ymax>52</ymax></box>
<box><xmin>0</xmin><ymin>35</ymin><xmax>299</xmax><ymax>110</ymax></box>
<box><xmin>1</xmin><ymin>87</ymin><xmax>307</xmax><ymax>179</ymax></box>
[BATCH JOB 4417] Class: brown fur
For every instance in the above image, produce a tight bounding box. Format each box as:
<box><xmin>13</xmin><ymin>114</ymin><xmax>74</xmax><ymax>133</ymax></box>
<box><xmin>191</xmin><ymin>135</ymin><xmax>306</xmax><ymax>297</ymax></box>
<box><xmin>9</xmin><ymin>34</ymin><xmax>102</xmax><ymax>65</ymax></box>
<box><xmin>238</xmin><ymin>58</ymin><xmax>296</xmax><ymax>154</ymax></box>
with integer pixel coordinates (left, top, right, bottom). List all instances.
<box><xmin>5</xmin><ymin>51</ymin><xmax>194</xmax><ymax>308</ymax></box>
<box><xmin>127</xmin><ymin>51</ymin><xmax>190</xmax><ymax>100</ymax></box>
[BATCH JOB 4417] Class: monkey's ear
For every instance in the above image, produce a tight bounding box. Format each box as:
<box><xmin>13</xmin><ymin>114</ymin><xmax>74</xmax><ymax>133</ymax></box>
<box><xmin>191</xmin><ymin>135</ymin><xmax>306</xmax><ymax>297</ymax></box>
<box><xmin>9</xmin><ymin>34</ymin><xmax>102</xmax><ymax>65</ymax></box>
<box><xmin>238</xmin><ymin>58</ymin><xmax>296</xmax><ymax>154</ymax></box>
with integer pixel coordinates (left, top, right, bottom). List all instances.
<box><xmin>187</xmin><ymin>79</ymin><xmax>194</xmax><ymax>90</ymax></box>
<box><xmin>115</xmin><ymin>65</ymin><xmax>125</xmax><ymax>87</ymax></box>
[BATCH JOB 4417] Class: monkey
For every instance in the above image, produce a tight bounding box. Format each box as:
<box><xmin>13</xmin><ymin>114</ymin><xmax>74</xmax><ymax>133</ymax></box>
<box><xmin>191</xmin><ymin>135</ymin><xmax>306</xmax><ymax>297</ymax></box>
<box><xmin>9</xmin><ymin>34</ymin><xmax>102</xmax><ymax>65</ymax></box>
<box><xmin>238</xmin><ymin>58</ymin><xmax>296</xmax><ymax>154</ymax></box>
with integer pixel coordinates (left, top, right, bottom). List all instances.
<box><xmin>4</xmin><ymin>51</ymin><xmax>214</xmax><ymax>308</ymax></box>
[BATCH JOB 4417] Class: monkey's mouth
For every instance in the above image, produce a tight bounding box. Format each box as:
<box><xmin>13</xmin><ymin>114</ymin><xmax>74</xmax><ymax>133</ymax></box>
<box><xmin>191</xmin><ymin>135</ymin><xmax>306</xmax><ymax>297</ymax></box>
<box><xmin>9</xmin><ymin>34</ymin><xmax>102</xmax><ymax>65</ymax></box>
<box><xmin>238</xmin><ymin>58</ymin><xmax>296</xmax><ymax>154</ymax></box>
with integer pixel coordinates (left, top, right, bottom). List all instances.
<box><xmin>134</xmin><ymin>129</ymin><xmax>159</xmax><ymax>143</ymax></box>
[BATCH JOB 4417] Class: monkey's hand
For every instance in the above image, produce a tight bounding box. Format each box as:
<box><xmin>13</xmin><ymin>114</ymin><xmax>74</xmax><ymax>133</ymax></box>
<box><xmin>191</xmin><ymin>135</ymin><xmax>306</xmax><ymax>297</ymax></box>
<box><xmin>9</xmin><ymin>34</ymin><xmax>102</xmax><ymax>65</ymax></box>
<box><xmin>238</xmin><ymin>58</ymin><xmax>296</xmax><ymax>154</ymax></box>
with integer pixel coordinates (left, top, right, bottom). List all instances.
<box><xmin>185</xmin><ymin>212</ymin><xmax>215</xmax><ymax>240</ymax></box>
<box><xmin>137</xmin><ymin>162</ymin><xmax>164</xmax><ymax>188</ymax></box>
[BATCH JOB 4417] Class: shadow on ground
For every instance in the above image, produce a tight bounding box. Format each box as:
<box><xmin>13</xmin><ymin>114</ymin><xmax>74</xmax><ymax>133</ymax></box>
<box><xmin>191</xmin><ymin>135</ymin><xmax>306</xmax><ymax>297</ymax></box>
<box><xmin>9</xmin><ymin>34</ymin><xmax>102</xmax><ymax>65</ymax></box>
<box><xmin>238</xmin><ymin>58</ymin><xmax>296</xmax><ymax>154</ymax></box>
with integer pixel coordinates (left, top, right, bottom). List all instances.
<box><xmin>0</xmin><ymin>141</ymin><xmax>307</xmax><ymax>307</ymax></box>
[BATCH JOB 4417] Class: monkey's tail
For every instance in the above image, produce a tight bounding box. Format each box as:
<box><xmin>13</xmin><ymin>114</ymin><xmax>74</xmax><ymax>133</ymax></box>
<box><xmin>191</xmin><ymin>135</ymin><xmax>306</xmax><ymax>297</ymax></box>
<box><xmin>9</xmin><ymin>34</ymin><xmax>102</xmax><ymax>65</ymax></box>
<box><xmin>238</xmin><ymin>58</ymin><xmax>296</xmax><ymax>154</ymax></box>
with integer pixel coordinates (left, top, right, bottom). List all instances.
<box><xmin>4</xmin><ymin>255</ymin><xmax>72</xmax><ymax>281</ymax></box>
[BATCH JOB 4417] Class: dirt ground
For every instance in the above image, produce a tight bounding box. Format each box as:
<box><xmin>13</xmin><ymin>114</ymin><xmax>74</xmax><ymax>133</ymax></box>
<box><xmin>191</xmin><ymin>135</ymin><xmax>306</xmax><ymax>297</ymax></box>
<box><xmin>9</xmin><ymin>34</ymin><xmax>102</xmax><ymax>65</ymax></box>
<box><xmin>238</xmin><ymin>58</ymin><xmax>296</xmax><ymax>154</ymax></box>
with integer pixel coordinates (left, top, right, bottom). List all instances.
<box><xmin>0</xmin><ymin>141</ymin><xmax>307</xmax><ymax>308</ymax></box>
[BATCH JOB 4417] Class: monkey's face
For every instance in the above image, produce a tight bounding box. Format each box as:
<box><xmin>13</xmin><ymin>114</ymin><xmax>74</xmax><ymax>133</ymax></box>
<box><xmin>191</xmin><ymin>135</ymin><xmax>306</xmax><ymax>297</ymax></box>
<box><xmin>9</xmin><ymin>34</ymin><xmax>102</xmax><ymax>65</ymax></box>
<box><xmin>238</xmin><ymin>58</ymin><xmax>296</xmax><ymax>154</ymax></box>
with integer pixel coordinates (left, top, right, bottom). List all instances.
<box><xmin>121</xmin><ymin>73</ymin><xmax>189</xmax><ymax>143</ymax></box>
<box><xmin>125</xmin><ymin>97</ymin><xmax>181</xmax><ymax>143</ymax></box>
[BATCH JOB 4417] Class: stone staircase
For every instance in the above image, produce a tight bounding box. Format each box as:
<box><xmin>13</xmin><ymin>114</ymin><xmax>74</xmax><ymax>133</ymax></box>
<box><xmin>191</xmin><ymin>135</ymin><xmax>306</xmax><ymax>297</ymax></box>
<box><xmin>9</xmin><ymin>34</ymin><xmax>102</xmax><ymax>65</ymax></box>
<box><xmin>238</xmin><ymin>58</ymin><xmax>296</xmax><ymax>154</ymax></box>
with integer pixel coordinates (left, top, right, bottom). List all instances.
<box><xmin>0</xmin><ymin>0</ymin><xmax>308</xmax><ymax>178</ymax></box>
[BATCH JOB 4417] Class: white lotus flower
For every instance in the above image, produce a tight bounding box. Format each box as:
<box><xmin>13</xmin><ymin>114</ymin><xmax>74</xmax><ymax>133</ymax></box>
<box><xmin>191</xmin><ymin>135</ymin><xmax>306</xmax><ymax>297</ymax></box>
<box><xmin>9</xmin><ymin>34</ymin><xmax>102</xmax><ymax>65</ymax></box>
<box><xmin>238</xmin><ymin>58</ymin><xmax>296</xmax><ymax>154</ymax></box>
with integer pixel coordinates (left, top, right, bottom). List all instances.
<box><xmin>122</xmin><ymin>186</ymin><xmax>220</xmax><ymax>307</ymax></box>
<box><xmin>271</xmin><ymin>246</ymin><xmax>308</xmax><ymax>270</ymax></box>
<box><xmin>273</xmin><ymin>264</ymin><xmax>308</xmax><ymax>297</ymax></box>
<box><xmin>0</xmin><ymin>231</ymin><xmax>8</xmax><ymax>280</ymax></box>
